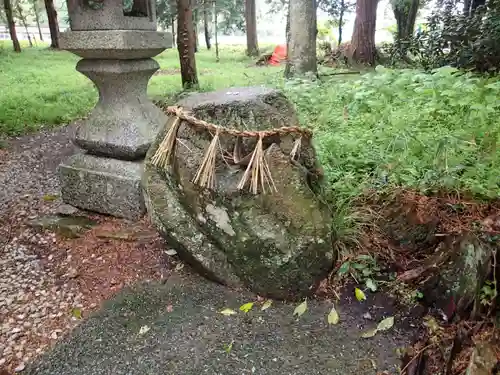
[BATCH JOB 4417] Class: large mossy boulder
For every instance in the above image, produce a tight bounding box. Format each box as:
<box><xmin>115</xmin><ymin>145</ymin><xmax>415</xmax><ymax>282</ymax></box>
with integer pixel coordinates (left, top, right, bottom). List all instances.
<box><xmin>143</xmin><ymin>87</ymin><xmax>334</xmax><ymax>299</ymax></box>
<box><xmin>422</xmin><ymin>235</ymin><xmax>493</xmax><ymax>319</ymax></box>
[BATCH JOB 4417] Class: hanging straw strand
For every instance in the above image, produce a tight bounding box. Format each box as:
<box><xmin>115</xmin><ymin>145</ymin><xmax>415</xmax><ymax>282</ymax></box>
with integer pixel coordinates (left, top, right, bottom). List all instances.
<box><xmin>237</xmin><ymin>134</ymin><xmax>276</xmax><ymax>194</ymax></box>
<box><xmin>151</xmin><ymin>117</ymin><xmax>181</xmax><ymax>169</ymax></box>
<box><xmin>237</xmin><ymin>137</ymin><xmax>259</xmax><ymax>193</ymax></box>
<box><xmin>193</xmin><ymin>127</ymin><xmax>221</xmax><ymax>190</ymax></box>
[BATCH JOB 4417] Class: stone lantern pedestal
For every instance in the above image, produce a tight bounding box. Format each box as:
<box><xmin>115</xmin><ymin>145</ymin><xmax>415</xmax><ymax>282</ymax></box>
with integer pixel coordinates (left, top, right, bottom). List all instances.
<box><xmin>58</xmin><ymin>0</ymin><xmax>171</xmax><ymax>220</ymax></box>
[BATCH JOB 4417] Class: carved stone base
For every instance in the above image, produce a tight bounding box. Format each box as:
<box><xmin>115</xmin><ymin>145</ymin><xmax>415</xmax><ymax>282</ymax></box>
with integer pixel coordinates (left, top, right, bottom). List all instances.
<box><xmin>58</xmin><ymin>153</ymin><xmax>145</xmax><ymax>220</ymax></box>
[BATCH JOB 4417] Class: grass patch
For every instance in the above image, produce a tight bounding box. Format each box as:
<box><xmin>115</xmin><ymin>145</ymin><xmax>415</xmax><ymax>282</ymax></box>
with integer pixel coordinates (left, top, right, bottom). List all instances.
<box><xmin>0</xmin><ymin>43</ymin><xmax>282</xmax><ymax>136</ymax></box>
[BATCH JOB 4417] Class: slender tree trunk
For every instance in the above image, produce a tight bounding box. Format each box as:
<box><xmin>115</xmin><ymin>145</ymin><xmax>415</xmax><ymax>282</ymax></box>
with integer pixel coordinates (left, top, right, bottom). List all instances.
<box><xmin>351</xmin><ymin>0</ymin><xmax>378</xmax><ymax>65</ymax></box>
<box><xmin>338</xmin><ymin>0</ymin><xmax>344</xmax><ymax>45</ymax></box>
<box><xmin>203</xmin><ymin>0</ymin><xmax>211</xmax><ymax>49</ymax></box>
<box><xmin>213</xmin><ymin>0</ymin><xmax>219</xmax><ymax>61</ymax></box>
<box><xmin>463</xmin><ymin>0</ymin><xmax>472</xmax><ymax>14</ymax></box>
<box><xmin>405</xmin><ymin>0</ymin><xmax>419</xmax><ymax>38</ymax></box>
<box><xmin>44</xmin><ymin>0</ymin><xmax>60</xmax><ymax>48</ymax></box>
<box><xmin>392</xmin><ymin>0</ymin><xmax>418</xmax><ymax>58</ymax></box>
<box><xmin>470</xmin><ymin>0</ymin><xmax>486</xmax><ymax>15</ymax></box>
<box><xmin>177</xmin><ymin>0</ymin><xmax>199</xmax><ymax>88</ymax></box>
<box><xmin>193</xmin><ymin>1</ymin><xmax>199</xmax><ymax>52</ymax></box>
<box><xmin>285</xmin><ymin>0</ymin><xmax>317</xmax><ymax>78</ymax></box>
<box><xmin>245</xmin><ymin>0</ymin><xmax>259</xmax><ymax>56</ymax></box>
<box><xmin>4</xmin><ymin>0</ymin><xmax>21</xmax><ymax>52</ymax></box>
<box><xmin>171</xmin><ymin>18</ymin><xmax>176</xmax><ymax>47</ymax></box>
<box><xmin>33</xmin><ymin>2</ymin><xmax>44</xmax><ymax>41</ymax></box>
<box><xmin>17</xmin><ymin>3</ymin><xmax>33</xmax><ymax>47</ymax></box>
<box><xmin>392</xmin><ymin>0</ymin><xmax>419</xmax><ymax>41</ymax></box>
<box><xmin>283</xmin><ymin>3</ymin><xmax>291</xmax><ymax>77</ymax></box>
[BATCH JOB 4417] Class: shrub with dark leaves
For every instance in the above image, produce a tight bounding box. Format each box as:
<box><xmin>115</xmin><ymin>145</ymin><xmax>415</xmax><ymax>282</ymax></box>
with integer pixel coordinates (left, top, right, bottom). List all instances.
<box><xmin>385</xmin><ymin>0</ymin><xmax>500</xmax><ymax>73</ymax></box>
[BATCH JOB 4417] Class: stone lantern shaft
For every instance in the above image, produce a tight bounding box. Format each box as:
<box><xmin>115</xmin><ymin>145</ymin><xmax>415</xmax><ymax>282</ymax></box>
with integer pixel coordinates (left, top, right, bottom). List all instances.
<box><xmin>58</xmin><ymin>0</ymin><xmax>171</xmax><ymax>220</ymax></box>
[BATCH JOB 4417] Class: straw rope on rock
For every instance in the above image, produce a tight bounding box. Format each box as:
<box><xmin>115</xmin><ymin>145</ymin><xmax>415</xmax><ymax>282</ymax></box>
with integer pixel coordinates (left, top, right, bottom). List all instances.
<box><xmin>151</xmin><ymin>105</ymin><xmax>313</xmax><ymax>194</ymax></box>
<box><xmin>144</xmin><ymin>87</ymin><xmax>334</xmax><ymax>300</ymax></box>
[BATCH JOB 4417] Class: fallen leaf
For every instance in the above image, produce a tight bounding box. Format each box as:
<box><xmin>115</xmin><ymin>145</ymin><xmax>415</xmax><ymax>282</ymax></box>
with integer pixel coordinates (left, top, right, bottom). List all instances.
<box><xmin>293</xmin><ymin>299</ymin><xmax>307</xmax><ymax>317</ymax></box>
<box><xmin>355</xmin><ymin>288</ymin><xmax>366</xmax><ymax>301</ymax></box>
<box><xmin>365</xmin><ymin>278</ymin><xmax>377</xmax><ymax>292</ymax></box>
<box><xmin>175</xmin><ymin>262</ymin><xmax>185</xmax><ymax>271</ymax></box>
<box><xmin>166</xmin><ymin>305</ymin><xmax>173</xmax><ymax>313</ymax></box>
<box><xmin>224</xmin><ymin>340</ymin><xmax>234</xmax><ymax>353</ymax></box>
<box><xmin>71</xmin><ymin>307</ymin><xmax>82</xmax><ymax>319</ymax></box>
<box><xmin>220</xmin><ymin>308</ymin><xmax>237</xmax><ymax>316</ymax></box>
<box><xmin>239</xmin><ymin>302</ymin><xmax>254</xmax><ymax>313</ymax></box>
<box><xmin>361</xmin><ymin>316</ymin><xmax>395</xmax><ymax>339</ymax></box>
<box><xmin>327</xmin><ymin>305</ymin><xmax>340</xmax><ymax>325</ymax></box>
<box><xmin>261</xmin><ymin>299</ymin><xmax>272</xmax><ymax>311</ymax></box>
<box><xmin>42</xmin><ymin>194</ymin><xmax>59</xmax><ymax>202</ymax></box>
<box><xmin>139</xmin><ymin>325</ymin><xmax>150</xmax><ymax>335</ymax></box>
<box><xmin>377</xmin><ymin>316</ymin><xmax>394</xmax><ymax>332</ymax></box>
<box><xmin>361</xmin><ymin>328</ymin><xmax>378</xmax><ymax>338</ymax></box>
<box><xmin>165</xmin><ymin>249</ymin><xmax>178</xmax><ymax>256</ymax></box>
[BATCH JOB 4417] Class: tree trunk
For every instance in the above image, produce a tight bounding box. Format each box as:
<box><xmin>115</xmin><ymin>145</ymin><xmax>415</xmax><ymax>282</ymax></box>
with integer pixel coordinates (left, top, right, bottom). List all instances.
<box><xmin>171</xmin><ymin>18</ymin><xmax>176</xmax><ymax>47</ymax></box>
<box><xmin>177</xmin><ymin>0</ymin><xmax>199</xmax><ymax>88</ymax></box>
<box><xmin>285</xmin><ymin>0</ymin><xmax>317</xmax><ymax>78</ymax></box>
<box><xmin>283</xmin><ymin>3</ymin><xmax>291</xmax><ymax>77</ymax></box>
<box><xmin>33</xmin><ymin>2</ymin><xmax>44</xmax><ymax>41</ymax></box>
<box><xmin>338</xmin><ymin>0</ymin><xmax>344</xmax><ymax>45</ymax></box>
<box><xmin>193</xmin><ymin>1</ymin><xmax>199</xmax><ymax>53</ymax></box>
<box><xmin>392</xmin><ymin>0</ymin><xmax>419</xmax><ymax>41</ymax></box>
<box><xmin>245</xmin><ymin>0</ymin><xmax>259</xmax><ymax>56</ymax></box>
<box><xmin>44</xmin><ymin>0</ymin><xmax>60</xmax><ymax>48</ymax></box>
<box><xmin>405</xmin><ymin>0</ymin><xmax>419</xmax><ymax>38</ymax></box>
<box><xmin>213</xmin><ymin>0</ymin><xmax>219</xmax><ymax>61</ymax></box>
<box><xmin>463</xmin><ymin>0</ymin><xmax>472</xmax><ymax>14</ymax></box>
<box><xmin>4</xmin><ymin>0</ymin><xmax>21</xmax><ymax>52</ymax></box>
<box><xmin>203</xmin><ymin>0</ymin><xmax>211</xmax><ymax>49</ymax></box>
<box><xmin>17</xmin><ymin>3</ymin><xmax>33</xmax><ymax>47</ymax></box>
<box><xmin>351</xmin><ymin>0</ymin><xmax>378</xmax><ymax>65</ymax></box>
<box><xmin>393</xmin><ymin>6</ymin><xmax>405</xmax><ymax>40</ymax></box>
<box><xmin>470</xmin><ymin>0</ymin><xmax>486</xmax><ymax>15</ymax></box>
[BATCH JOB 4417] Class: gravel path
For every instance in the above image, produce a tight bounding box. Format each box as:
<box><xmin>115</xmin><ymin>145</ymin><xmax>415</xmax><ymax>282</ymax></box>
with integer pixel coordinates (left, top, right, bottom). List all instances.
<box><xmin>0</xmin><ymin>125</ymin><xmax>77</xmax><ymax>216</ymax></box>
<box><xmin>0</xmin><ymin>127</ymin><xmax>168</xmax><ymax>374</ymax></box>
<box><xmin>26</xmin><ymin>273</ymin><xmax>419</xmax><ymax>375</ymax></box>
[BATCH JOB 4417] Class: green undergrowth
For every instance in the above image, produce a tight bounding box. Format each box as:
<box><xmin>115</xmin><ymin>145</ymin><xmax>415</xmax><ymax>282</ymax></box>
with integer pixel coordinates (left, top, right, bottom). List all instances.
<box><xmin>286</xmin><ymin>66</ymin><xmax>500</xmax><ymax>204</ymax></box>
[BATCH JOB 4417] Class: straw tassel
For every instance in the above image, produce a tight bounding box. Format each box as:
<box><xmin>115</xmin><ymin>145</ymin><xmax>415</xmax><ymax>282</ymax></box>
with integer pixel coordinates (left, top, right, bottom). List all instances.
<box><xmin>151</xmin><ymin>117</ymin><xmax>181</xmax><ymax>169</ymax></box>
<box><xmin>193</xmin><ymin>127</ymin><xmax>221</xmax><ymax>189</ymax></box>
<box><xmin>237</xmin><ymin>134</ymin><xmax>276</xmax><ymax>194</ymax></box>
<box><xmin>290</xmin><ymin>137</ymin><xmax>302</xmax><ymax>161</ymax></box>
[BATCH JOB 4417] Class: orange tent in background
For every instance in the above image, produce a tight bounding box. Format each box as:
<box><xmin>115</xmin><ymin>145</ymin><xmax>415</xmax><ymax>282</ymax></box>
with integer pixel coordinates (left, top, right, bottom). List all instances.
<box><xmin>269</xmin><ymin>44</ymin><xmax>287</xmax><ymax>66</ymax></box>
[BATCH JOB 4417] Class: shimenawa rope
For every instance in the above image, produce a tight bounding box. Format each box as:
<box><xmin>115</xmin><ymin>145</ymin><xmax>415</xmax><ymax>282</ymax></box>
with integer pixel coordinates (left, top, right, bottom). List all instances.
<box><xmin>151</xmin><ymin>106</ymin><xmax>310</xmax><ymax>194</ymax></box>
